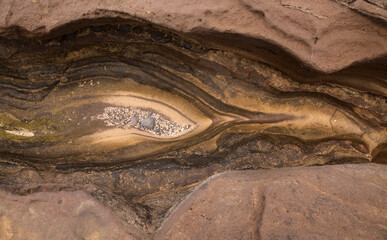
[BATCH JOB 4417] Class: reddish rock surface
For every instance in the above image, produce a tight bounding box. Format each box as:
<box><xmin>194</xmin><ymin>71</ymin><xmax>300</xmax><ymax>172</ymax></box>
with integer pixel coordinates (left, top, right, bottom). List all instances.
<box><xmin>156</xmin><ymin>164</ymin><xmax>387</xmax><ymax>240</ymax></box>
<box><xmin>0</xmin><ymin>0</ymin><xmax>386</xmax><ymax>73</ymax></box>
<box><xmin>0</xmin><ymin>189</ymin><xmax>147</xmax><ymax>240</ymax></box>
<box><xmin>335</xmin><ymin>0</ymin><xmax>387</xmax><ymax>21</ymax></box>
<box><xmin>0</xmin><ymin>164</ymin><xmax>386</xmax><ymax>239</ymax></box>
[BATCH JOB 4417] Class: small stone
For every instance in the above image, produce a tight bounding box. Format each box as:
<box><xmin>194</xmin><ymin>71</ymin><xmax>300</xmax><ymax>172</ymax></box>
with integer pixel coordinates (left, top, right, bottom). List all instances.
<box><xmin>131</xmin><ymin>116</ymin><xmax>138</xmax><ymax>126</ymax></box>
<box><xmin>155</xmin><ymin>128</ymin><xmax>161</xmax><ymax>135</ymax></box>
<box><xmin>141</xmin><ymin>117</ymin><xmax>155</xmax><ymax>129</ymax></box>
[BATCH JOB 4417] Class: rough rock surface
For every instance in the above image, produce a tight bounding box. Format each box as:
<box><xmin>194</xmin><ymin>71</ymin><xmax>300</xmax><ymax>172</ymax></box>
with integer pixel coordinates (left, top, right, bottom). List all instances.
<box><xmin>0</xmin><ymin>189</ymin><xmax>147</xmax><ymax>240</ymax></box>
<box><xmin>0</xmin><ymin>0</ymin><xmax>386</xmax><ymax>238</ymax></box>
<box><xmin>0</xmin><ymin>0</ymin><xmax>386</xmax><ymax>73</ymax></box>
<box><xmin>1</xmin><ymin>164</ymin><xmax>386</xmax><ymax>239</ymax></box>
<box><xmin>157</xmin><ymin>164</ymin><xmax>387</xmax><ymax>240</ymax></box>
<box><xmin>335</xmin><ymin>0</ymin><xmax>387</xmax><ymax>21</ymax></box>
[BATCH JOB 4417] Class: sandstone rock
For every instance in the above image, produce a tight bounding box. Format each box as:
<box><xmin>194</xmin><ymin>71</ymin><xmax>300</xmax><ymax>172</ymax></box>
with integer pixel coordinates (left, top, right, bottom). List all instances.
<box><xmin>156</xmin><ymin>164</ymin><xmax>387</xmax><ymax>240</ymax></box>
<box><xmin>0</xmin><ymin>1</ymin><xmax>386</xmax><ymax>238</ymax></box>
<box><xmin>0</xmin><ymin>0</ymin><xmax>386</xmax><ymax>73</ymax></box>
<box><xmin>0</xmin><ymin>190</ymin><xmax>147</xmax><ymax>240</ymax></box>
<box><xmin>335</xmin><ymin>0</ymin><xmax>387</xmax><ymax>21</ymax></box>
<box><xmin>0</xmin><ymin>165</ymin><xmax>386</xmax><ymax>239</ymax></box>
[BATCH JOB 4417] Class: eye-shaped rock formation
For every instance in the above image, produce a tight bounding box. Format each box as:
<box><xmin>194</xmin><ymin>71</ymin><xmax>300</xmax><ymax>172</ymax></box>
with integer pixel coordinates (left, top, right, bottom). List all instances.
<box><xmin>0</xmin><ymin>0</ymin><xmax>386</xmax><ymax>238</ymax></box>
<box><xmin>0</xmin><ymin>18</ymin><xmax>385</xmax><ymax>166</ymax></box>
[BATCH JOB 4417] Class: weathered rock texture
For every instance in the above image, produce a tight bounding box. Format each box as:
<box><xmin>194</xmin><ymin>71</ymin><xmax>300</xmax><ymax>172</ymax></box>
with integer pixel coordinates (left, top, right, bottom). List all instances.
<box><xmin>157</xmin><ymin>164</ymin><xmax>387</xmax><ymax>240</ymax></box>
<box><xmin>0</xmin><ymin>0</ymin><xmax>386</xmax><ymax>238</ymax></box>
<box><xmin>335</xmin><ymin>0</ymin><xmax>387</xmax><ymax>21</ymax></box>
<box><xmin>1</xmin><ymin>164</ymin><xmax>386</xmax><ymax>240</ymax></box>
<box><xmin>0</xmin><ymin>0</ymin><xmax>386</xmax><ymax>74</ymax></box>
<box><xmin>0</xmin><ymin>189</ymin><xmax>147</xmax><ymax>240</ymax></box>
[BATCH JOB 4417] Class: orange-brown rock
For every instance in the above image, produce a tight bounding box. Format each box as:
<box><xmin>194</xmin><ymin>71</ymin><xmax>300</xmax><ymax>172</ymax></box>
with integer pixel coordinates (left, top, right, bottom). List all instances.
<box><xmin>157</xmin><ymin>164</ymin><xmax>387</xmax><ymax>240</ymax></box>
<box><xmin>0</xmin><ymin>0</ymin><xmax>386</xmax><ymax>238</ymax></box>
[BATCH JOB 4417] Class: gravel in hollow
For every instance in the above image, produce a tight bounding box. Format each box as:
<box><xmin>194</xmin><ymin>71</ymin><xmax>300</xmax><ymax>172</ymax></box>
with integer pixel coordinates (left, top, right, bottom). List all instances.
<box><xmin>95</xmin><ymin>107</ymin><xmax>191</xmax><ymax>137</ymax></box>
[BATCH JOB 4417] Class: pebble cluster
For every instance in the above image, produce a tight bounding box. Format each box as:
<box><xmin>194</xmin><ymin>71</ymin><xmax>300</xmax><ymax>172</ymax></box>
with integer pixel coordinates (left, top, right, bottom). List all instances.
<box><xmin>96</xmin><ymin>107</ymin><xmax>191</xmax><ymax>137</ymax></box>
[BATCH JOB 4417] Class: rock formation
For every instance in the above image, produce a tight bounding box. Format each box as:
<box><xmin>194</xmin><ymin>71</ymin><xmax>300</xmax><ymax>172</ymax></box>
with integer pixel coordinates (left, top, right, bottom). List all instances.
<box><xmin>157</xmin><ymin>164</ymin><xmax>387</xmax><ymax>240</ymax></box>
<box><xmin>0</xmin><ymin>0</ymin><xmax>386</xmax><ymax>239</ymax></box>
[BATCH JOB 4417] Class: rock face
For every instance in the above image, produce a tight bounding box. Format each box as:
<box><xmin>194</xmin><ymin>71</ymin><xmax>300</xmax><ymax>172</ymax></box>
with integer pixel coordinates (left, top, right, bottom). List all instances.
<box><xmin>157</xmin><ymin>164</ymin><xmax>387</xmax><ymax>240</ymax></box>
<box><xmin>1</xmin><ymin>164</ymin><xmax>386</xmax><ymax>240</ymax></box>
<box><xmin>0</xmin><ymin>189</ymin><xmax>147</xmax><ymax>240</ymax></box>
<box><xmin>335</xmin><ymin>0</ymin><xmax>387</xmax><ymax>21</ymax></box>
<box><xmin>0</xmin><ymin>0</ymin><xmax>386</xmax><ymax>238</ymax></box>
<box><xmin>0</xmin><ymin>0</ymin><xmax>386</xmax><ymax>73</ymax></box>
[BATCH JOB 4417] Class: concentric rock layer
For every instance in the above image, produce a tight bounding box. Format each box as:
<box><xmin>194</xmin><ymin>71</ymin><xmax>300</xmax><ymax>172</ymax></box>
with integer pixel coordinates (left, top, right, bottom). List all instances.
<box><xmin>0</xmin><ymin>0</ymin><xmax>386</xmax><ymax>238</ymax></box>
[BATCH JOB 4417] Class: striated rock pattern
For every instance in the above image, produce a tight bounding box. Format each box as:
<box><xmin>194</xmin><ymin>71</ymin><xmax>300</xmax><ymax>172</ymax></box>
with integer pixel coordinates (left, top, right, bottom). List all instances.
<box><xmin>0</xmin><ymin>0</ymin><xmax>386</xmax><ymax>238</ymax></box>
<box><xmin>0</xmin><ymin>0</ymin><xmax>386</xmax><ymax>73</ymax></box>
<box><xmin>335</xmin><ymin>0</ymin><xmax>387</xmax><ymax>21</ymax></box>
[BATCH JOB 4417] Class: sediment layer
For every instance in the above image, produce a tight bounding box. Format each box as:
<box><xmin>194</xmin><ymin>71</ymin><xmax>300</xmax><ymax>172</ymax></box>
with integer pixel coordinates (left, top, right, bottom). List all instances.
<box><xmin>0</xmin><ymin>0</ymin><xmax>386</xmax><ymax>236</ymax></box>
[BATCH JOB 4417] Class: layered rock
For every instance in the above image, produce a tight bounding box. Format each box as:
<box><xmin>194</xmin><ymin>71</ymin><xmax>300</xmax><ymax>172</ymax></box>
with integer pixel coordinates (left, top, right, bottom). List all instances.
<box><xmin>0</xmin><ymin>0</ymin><xmax>386</xmax><ymax>74</ymax></box>
<box><xmin>0</xmin><ymin>0</ymin><xmax>386</xmax><ymax>238</ymax></box>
